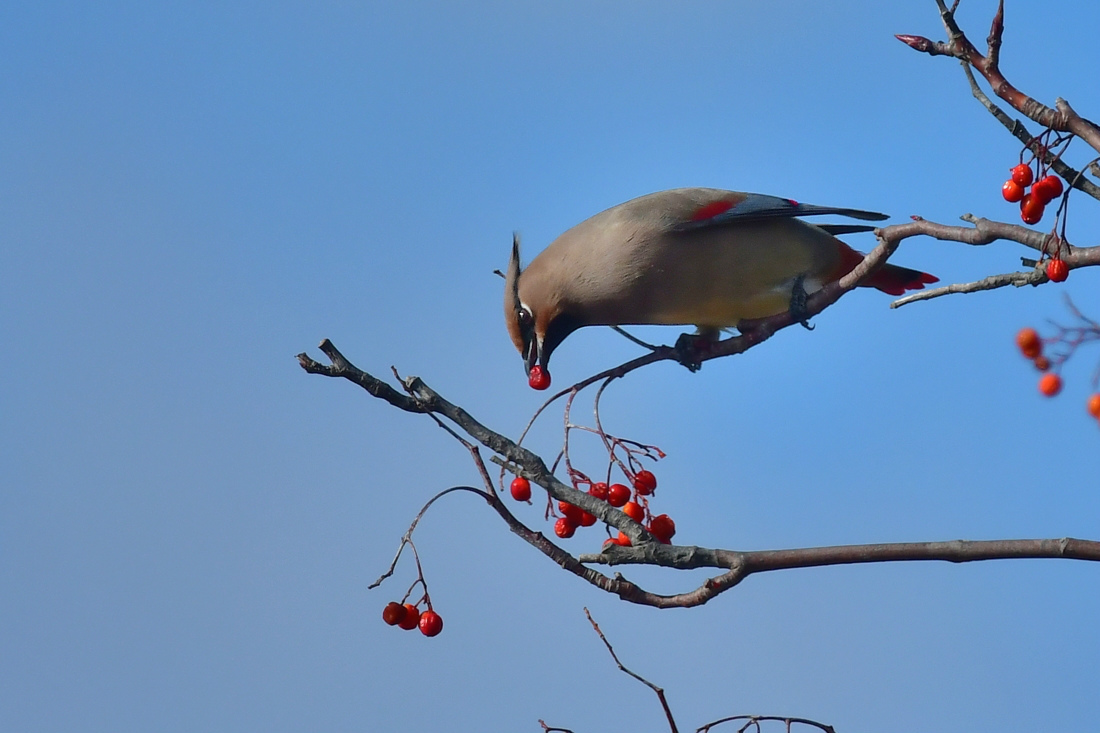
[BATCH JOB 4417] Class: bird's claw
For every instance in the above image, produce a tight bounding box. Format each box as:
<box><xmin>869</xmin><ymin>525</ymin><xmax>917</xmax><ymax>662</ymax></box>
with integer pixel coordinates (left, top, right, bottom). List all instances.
<box><xmin>790</xmin><ymin>274</ymin><xmax>814</xmax><ymax>330</ymax></box>
<box><xmin>673</xmin><ymin>333</ymin><xmax>713</xmax><ymax>372</ymax></box>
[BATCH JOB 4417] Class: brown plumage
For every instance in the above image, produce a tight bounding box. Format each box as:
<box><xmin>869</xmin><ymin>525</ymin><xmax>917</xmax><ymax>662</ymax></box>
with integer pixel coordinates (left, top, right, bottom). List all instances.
<box><xmin>505</xmin><ymin>188</ymin><xmax>936</xmax><ymax>376</ymax></box>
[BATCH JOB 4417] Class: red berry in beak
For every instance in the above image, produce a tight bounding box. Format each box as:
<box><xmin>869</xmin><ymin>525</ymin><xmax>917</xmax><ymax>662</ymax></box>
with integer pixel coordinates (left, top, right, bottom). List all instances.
<box><xmin>528</xmin><ymin>366</ymin><xmax>551</xmax><ymax>390</ymax></box>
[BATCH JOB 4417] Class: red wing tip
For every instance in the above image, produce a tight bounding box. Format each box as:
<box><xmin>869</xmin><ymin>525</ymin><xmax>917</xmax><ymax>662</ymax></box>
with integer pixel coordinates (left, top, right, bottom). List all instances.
<box><xmin>690</xmin><ymin>200</ymin><xmax>735</xmax><ymax>221</ymax></box>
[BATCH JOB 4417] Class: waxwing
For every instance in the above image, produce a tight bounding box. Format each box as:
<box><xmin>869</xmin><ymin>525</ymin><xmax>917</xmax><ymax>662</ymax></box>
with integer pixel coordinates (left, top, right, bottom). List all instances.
<box><xmin>504</xmin><ymin>187</ymin><xmax>937</xmax><ymax>380</ymax></box>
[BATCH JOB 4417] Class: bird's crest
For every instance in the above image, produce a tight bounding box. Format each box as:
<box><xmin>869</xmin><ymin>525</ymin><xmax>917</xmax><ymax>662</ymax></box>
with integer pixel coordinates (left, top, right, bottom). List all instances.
<box><xmin>503</xmin><ymin>233</ymin><xmax>528</xmax><ymax>356</ymax></box>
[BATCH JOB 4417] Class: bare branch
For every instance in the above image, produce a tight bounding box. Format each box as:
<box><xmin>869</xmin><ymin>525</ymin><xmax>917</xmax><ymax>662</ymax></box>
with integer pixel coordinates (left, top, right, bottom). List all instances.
<box><xmin>577</xmin><ymin>537</ymin><xmax>1100</xmax><ymax>609</ymax></box>
<box><xmin>583</xmin><ymin>609</ymin><xmax>840</xmax><ymax>733</ymax></box>
<box><xmin>986</xmin><ymin>0</ymin><xmax>1004</xmax><ymax>70</ymax></box>
<box><xmin>901</xmin><ymin>1</ymin><xmax>1100</xmax><ymax>153</ymax></box>
<box><xmin>868</xmin><ymin>216</ymin><xmax>1100</xmax><ymax>308</ymax></box>
<box><xmin>881</xmin><ymin>214</ymin><xmax>1048</xmax><ymax>250</ymax></box>
<box><xmin>367</xmin><ymin>486</ymin><xmax>491</xmax><ymax>590</ymax></box>
<box><xmin>585</xmin><ymin>608</ymin><xmax>679</xmax><ymax>733</ymax></box>
<box><xmin>538</xmin><ymin>721</ymin><xmax>574</xmax><ymax>733</ymax></box>
<box><xmin>891</xmin><ymin>268</ymin><xmax>1043</xmax><ymax>308</ymax></box>
<box><xmin>699</xmin><ymin>715</ymin><xmax>837</xmax><ymax>733</ymax></box>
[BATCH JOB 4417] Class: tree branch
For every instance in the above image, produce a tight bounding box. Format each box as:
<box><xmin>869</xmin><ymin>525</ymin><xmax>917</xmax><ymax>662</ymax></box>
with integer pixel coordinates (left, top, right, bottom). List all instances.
<box><xmin>891</xmin><ymin>268</ymin><xmax>1041</xmax><ymax>307</ymax></box>
<box><xmin>584</xmin><ymin>608</ymin><xmax>679</xmax><ymax>733</ymax></box>
<box><xmin>871</xmin><ymin>215</ymin><xmax>1100</xmax><ymax>308</ymax></box>
<box><xmin>700</xmin><ymin>715</ymin><xmax>837</xmax><ymax>733</ymax></box>
<box><xmin>898</xmin><ymin>0</ymin><xmax>1100</xmax><ymax>174</ymax></box>
<box><xmin>577</xmin><ymin>537</ymin><xmax>1100</xmax><ymax>608</ymax></box>
<box><xmin>299</xmin><ymin>327</ymin><xmax>1100</xmax><ymax>610</ymax></box>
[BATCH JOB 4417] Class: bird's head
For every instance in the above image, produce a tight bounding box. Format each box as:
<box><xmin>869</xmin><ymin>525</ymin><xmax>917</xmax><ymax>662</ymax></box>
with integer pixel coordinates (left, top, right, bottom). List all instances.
<box><xmin>503</xmin><ymin>235</ymin><xmax>582</xmax><ymax>381</ymax></box>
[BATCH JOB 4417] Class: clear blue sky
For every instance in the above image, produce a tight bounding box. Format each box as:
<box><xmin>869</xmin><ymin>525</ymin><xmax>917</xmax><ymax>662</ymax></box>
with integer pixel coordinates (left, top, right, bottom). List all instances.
<box><xmin>4</xmin><ymin>2</ymin><xmax>1099</xmax><ymax>731</ymax></box>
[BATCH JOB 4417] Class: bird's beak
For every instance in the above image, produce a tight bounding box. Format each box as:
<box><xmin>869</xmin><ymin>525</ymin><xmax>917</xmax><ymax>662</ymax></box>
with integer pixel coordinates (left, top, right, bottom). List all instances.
<box><xmin>523</xmin><ymin>334</ymin><xmax>541</xmax><ymax>376</ymax></box>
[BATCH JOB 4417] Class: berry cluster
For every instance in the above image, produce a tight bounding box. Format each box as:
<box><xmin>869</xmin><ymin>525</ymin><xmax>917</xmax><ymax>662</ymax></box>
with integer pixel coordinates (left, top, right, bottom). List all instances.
<box><xmin>510</xmin><ymin>469</ymin><xmax>677</xmax><ymax>546</ymax></box>
<box><xmin>377</xmin><ymin>539</ymin><xmax>444</xmax><ymax>638</ymax></box>
<box><xmin>1016</xmin><ymin>327</ymin><xmax>1053</xmax><ymax>379</ymax></box>
<box><xmin>1016</xmin><ymin>327</ymin><xmax>1100</xmax><ymax>422</ymax></box>
<box><xmin>1001</xmin><ymin>163</ymin><xmax>1064</xmax><ymax>225</ymax></box>
<box><xmin>382</xmin><ymin>601</ymin><xmax>444</xmax><ymax>637</ymax></box>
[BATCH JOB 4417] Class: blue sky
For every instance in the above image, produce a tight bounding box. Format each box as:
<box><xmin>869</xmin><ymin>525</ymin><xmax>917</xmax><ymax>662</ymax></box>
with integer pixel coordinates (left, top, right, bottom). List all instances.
<box><xmin>3</xmin><ymin>2</ymin><xmax>1099</xmax><ymax>731</ymax></box>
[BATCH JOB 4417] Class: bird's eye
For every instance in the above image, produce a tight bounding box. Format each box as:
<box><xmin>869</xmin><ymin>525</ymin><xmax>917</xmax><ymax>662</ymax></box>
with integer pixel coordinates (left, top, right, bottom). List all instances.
<box><xmin>518</xmin><ymin>307</ymin><xmax>534</xmax><ymax>330</ymax></box>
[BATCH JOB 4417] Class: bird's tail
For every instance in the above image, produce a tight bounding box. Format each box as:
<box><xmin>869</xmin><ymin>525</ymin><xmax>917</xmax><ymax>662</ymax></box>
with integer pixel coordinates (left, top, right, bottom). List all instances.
<box><xmin>862</xmin><ymin>263</ymin><xmax>939</xmax><ymax>296</ymax></box>
<box><xmin>832</xmin><ymin>242</ymin><xmax>939</xmax><ymax>296</ymax></box>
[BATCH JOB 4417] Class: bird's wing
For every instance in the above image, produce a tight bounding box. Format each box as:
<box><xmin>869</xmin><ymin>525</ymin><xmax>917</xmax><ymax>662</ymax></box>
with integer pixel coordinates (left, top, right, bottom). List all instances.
<box><xmin>817</xmin><ymin>224</ymin><xmax>879</xmax><ymax>236</ymax></box>
<box><xmin>670</xmin><ymin>192</ymin><xmax>887</xmax><ymax>232</ymax></box>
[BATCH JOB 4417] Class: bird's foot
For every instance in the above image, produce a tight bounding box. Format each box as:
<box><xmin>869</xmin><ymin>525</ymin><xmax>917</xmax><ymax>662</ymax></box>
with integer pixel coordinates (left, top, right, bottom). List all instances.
<box><xmin>673</xmin><ymin>332</ymin><xmax>718</xmax><ymax>372</ymax></box>
<box><xmin>789</xmin><ymin>274</ymin><xmax>815</xmax><ymax>331</ymax></box>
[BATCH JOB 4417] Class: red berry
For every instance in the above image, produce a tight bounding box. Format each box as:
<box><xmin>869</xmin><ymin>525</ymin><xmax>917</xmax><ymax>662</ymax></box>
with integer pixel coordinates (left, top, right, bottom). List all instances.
<box><xmin>1033</xmin><ymin>175</ymin><xmax>1064</xmax><ymax>203</ymax></box>
<box><xmin>528</xmin><ymin>366</ymin><xmax>551</xmax><ymax>391</ymax></box>
<box><xmin>1001</xmin><ymin>179</ymin><xmax>1025</xmax><ymax>203</ymax></box>
<box><xmin>554</xmin><ymin>516</ymin><xmax>577</xmax><ymax>538</ymax></box>
<box><xmin>418</xmin><ymin>609</ymin><xmax>443</xmax><ymax>637</ymax></box>
<box><xmin>607</xmin><ymin>483</ymin><xmax>630</xmax><ymax>507</ymax></box>
<box><xmin>382</xmin><ymin>601</ymin><xmax>407</xmax><ymax>626</ymax></box>
<box><xmin>558</xmin><ymin>501</ymin><xmax>585</xmax><ymax>524</ymax></box>
<box><xmin>1046</xmin><ymin>258</ymin><xmax>1069</xmax><ymax>282</ymax></box>
<box><xmin>578</xmin><ymin>510</ymin><xmax>597</xmax><ymax>527</ymax></box>
<box><xmin>1015</xmin><ymin>327</ymin><xmax>1042</xmax><ymax>359</ymax></box>
<box><xmin>622</xmin><ymin>501</ymin><xmax>645</xmax><ymax>523</ymax></box>
<box><xmin>1011</xmin><ymin>163</ymin><xmax>1034</xmax><ymax>187</ymax></box>
<box><xmin>1020</xmin><ymin>193</ymin><xmax>1044</xmax><ymax>225</ymax></box>
<box><xmin>1033</xmin><ymin>355</ymin><xmax>1050</xmax><ymax>372</ymax></box>
<box><xmin>1038</xmin><ymin>373</ymin><xmax>1062</xmax><ymax>397</ymax></box>
<box><xmin>614</xmin><ymin>531</ymin><xmax>631</xmax><ymax>547</ymax></box>
<box><xmin>588</xmin><ymin>482</ymin><xmax>609</xmax><ymax>501</ymax></box>
<box><xmin>632</xmin><ymin>470</ymin><xmax>657</xmax><ymax>495</ymax></box>
<box><xmin>398</xmin><ymin>604</ymin><xmax>421</xmax><ymax>630</ymax></box>
<box><xmin>509</xmin><ymin>477</ymin><xmax>532</xmax><ymax>502</ymax></box>
<box><xmin>647</xmin><ymin>514</ymin><xmax>677</xmax><ymax>543</ymax></box>
<box><xmin>1088</xmin><ymin>393</ymin><xmax>1100</xmax><ymax>419</ymax></box>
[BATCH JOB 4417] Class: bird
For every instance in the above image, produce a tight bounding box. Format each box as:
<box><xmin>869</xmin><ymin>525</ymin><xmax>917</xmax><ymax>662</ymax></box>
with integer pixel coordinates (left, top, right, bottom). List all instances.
<box><xmin>504</xmin><ymin>187</ymin><xmax>937</xmax><ymax>382</ymax></box>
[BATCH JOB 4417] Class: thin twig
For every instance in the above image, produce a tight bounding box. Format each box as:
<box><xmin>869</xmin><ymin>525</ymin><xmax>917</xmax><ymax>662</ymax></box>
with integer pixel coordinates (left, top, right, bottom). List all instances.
<box><xmin>698</xmin><ymin>715</ymin><xmax>836</xmax><ymax>733</ymax></box>
<box><xmin>368</xmin><ymin>486</ymin><xmax>491</xmax><ymax>589</ymax></box>
<box><xmin>611</xmin><ymin>325</ymin><xmax>661</xmax><ymax>350</ymax></box>
<box><xmin>891</xmin><ymin>268</ymin><xmax>1043</xmax><ymax>307</ymax></box>
<box><xmin>900</xmin><ymin>0</ymin><xmax>1100</xmax><ymax>154</ymax></box>
<box><xmin>585</xmin><ymin>608</ymin><xmax>679</xmax><ymax>733</ymax></box>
